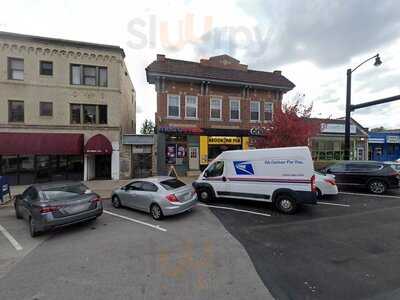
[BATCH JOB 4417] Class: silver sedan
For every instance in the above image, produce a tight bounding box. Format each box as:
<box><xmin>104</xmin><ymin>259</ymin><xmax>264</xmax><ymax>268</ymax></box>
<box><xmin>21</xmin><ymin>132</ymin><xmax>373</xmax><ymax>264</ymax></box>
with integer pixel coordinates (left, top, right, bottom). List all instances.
<box><xmin>111</xmin><ymin>177</ymin><xmax>197</xmax><ymax>220</ymax></box>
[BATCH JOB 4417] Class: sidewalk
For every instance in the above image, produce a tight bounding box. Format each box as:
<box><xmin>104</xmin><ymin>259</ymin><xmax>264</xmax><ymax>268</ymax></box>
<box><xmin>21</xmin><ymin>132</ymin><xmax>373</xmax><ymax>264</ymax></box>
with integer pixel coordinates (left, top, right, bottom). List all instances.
<box><xmin>6</xmin><ymin>177</ymin><xmax>198</xmax><ymax>200</ymax></box>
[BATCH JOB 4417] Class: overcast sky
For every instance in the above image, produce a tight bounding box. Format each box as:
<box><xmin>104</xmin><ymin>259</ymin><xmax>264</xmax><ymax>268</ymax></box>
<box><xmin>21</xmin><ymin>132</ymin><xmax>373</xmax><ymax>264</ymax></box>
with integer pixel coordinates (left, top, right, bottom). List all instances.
<box><xmin>1</xmin><ymin>0</ymin><xmax>400</xmax><ymax>131</ymax></box>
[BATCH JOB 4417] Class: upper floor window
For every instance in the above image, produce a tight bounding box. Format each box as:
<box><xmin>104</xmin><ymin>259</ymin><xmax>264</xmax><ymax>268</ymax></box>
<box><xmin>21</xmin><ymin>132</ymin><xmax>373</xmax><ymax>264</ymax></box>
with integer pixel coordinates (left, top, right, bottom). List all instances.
<box><xmin>230</xmin><ymin>99</ymin><xmax>240</xmax><ymax>121</ymax></box>
<box><xmin>40</xmin><ymin>102</ymin><xmax>53</xmax><ymax>117</ymax></box>
<box><xmin>70</xmin><ymin>104</ymin><xmax>107</xmax><ymax>125</ymax></box>
<box><xmin>250</xmin><ymin>101</ymin><xmax>260</xmax><ymax>122</ymax></box>
<box><xmin>70</xmin><ymin>64</ymin><xmax>108</xmax><ymax>87</ymax></box>
<box><xmin>210</xmin><ymin>98</ymin><xmax>222</xmax><ymax>120</ymax></box>
<box><xmin>185</xmin><ymin>96</ymin><xmax>198</xmax><ymax>119</ymax></box>
<box><xmin>8</xmin><ymin>58</ymin><xmax>24</xmax><ymax>80</ymax></box>
<box><xmin>167</xmin><ymin>94</ymin><xmax>180</xmax><ymax>118</ymax></box>
<box><xmin>40</xmin><ymin>61</ymin><xmax>53</xmax><ymax>76</ymax></box>
<box><xmin>8</xmin><ymin>100</ymin><xmax>24</xmax><ymax>122</ymax></box>
<box><xmin>264</xmin><ymin>102</ymin><xmax>274</xmax><ymax>121</ymax></box>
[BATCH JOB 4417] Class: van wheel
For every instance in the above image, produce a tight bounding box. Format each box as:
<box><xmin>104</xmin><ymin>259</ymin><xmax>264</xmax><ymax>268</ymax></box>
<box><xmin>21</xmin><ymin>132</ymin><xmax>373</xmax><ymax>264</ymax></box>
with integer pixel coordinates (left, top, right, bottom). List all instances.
<box><xmin>368</xmin><ymin>180</ymin><xmax>387</xmax><ymax>194</ymax></box>
<box><xmin>197</xmin><ymin>188</ymin><xmax>213</xmax><ymax>203</ymax></box>
<box><xmin>275</xmin><ymin>194</ymin><xmax>297</xmax><ymax>214</ymax></box>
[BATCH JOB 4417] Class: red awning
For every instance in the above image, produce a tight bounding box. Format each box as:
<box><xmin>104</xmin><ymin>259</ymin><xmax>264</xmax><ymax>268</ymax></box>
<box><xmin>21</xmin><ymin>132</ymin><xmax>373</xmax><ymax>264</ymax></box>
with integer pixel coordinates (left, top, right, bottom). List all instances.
<box><xmin>84</xmin><ymin>134</ymin><xmax>113</xmax><ymax>155</ymax></box>
<box><xmin>0</xmin><ymin>133</ymin><xmax>84</xmax><ymax>155</ymax></box>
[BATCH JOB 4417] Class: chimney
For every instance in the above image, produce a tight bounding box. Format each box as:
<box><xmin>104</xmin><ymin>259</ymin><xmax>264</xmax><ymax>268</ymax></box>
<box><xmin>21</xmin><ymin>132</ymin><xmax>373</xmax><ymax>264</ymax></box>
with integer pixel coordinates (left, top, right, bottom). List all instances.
<box><xmin>157</xmin><ymin>54</ymin><xmax>166</xmax><ymax>62</ymax></box>
<box><xmin>273</xmin><ymin>70</ymin><xmax>282</xmax><ymax>75</ymax></box>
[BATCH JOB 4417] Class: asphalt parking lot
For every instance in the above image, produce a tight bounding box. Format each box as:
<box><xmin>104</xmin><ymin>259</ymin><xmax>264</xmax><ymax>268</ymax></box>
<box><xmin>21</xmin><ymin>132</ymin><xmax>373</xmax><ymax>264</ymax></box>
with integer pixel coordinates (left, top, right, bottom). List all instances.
<box><xmin>1</xmin><ymin>188</ymin><xmax>400</xmax><ymax>300</ymax></box>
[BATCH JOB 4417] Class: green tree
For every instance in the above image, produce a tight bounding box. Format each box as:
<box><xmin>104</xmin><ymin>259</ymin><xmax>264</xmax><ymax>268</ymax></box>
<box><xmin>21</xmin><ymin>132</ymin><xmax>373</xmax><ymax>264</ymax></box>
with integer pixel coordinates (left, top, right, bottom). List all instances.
<box><xmin>140</xmin><ymin>119</ymin><xmax>155</xmax><ymax>134</ymax></box>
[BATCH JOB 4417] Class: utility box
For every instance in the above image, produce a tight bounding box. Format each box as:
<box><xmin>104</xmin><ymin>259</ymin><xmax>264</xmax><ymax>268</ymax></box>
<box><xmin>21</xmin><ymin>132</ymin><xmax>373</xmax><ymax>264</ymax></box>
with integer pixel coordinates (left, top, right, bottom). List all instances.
<box><xmin>0</xmin><ymin>176</ymin><xmax>11</xmax><ymax>204</ymax></box>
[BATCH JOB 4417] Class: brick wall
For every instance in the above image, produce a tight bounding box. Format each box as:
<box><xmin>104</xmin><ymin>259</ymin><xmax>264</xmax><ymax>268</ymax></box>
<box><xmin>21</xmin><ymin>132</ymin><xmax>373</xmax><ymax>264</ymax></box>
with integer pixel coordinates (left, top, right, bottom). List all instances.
<box><xmin>156</xmin><ymin>80</ymin><xmax>283</xmax><ymax>130</ymax></box>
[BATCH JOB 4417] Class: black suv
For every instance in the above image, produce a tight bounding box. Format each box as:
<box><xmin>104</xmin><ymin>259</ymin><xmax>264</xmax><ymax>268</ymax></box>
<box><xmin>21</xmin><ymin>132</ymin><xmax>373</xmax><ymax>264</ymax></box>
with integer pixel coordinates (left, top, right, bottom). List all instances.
<box><xmin>323</xmin><ymin>161</ymin><xmax>400</xmax><ymax>194</ymax></box>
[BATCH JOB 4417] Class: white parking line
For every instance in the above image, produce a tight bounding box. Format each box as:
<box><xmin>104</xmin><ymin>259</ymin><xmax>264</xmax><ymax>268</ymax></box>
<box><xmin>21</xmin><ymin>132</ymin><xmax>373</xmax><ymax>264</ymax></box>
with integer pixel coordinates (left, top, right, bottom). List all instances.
<box><xmin>318</xmin><ymin>201</ymin><xmax>350</xmax><ymax>207</ymax></box>
<box><xmin>104</xmin><ymin>210</ymin><xmax>167</xmax><ymax>232</ymax></box>
<box><xmin>340</xmin><ymin>192</ymin><xmax>400</xmax><ymax>199</ymax></box>
<box><xmin>0</xmin><ymin>224</ymin><xmax>23</xmax><ymax>251</ymax></box>
<box><xmin>198</xmin><ymin>203</ymin><xmax>271</xmax><ymax>217</ymax></box>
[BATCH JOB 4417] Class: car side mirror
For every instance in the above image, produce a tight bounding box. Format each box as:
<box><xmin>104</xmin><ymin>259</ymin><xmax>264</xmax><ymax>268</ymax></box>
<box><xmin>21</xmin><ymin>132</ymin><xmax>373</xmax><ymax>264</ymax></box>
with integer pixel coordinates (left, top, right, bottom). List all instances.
<box><xmin>14</xmin><ymin>194</ymin><xmax>22</xmax><ymax>201</ymax></box>
<box><xmin>204</xmin><ymin>170</ymin><xmax>209</xmax><ymax>178</ymax></box>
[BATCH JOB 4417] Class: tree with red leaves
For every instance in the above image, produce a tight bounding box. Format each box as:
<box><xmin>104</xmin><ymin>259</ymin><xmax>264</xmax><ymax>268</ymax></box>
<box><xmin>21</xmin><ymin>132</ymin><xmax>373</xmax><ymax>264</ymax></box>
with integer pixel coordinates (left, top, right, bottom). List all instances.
<box><xmin>256</xmin><ymin>101</ymin><xmax>320</xmax><ymax>148</ymax></box>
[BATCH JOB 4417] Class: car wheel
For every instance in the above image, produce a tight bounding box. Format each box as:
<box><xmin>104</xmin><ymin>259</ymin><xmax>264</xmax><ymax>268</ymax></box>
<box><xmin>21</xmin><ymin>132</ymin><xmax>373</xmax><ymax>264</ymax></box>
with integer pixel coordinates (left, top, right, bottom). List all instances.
<box><xmin>368</xmin><ymin>180</ymin><xmax>387</xmax><ymax>194</ymax></box>
<box><xmin>275</xmin><ymin>194</ymin><xmax>297</xmax><ymax>214</ymax></box>
<box><xmin>15</xmin><ymin>204</ymin><xmax>22</xmax><ymax>219</ymax></box>
<box><xmin>29</xmin><ymin>217</ymin><xmax>41</xmax><ymax>238</ymax></box>
<box><xmin>150</xmin><ymin>204</ymin><xmax>163</xmax><ymax>220</ymax></box>
<box><xmin>197</xmin><ymin>188</ymin><xmax>213</xmax><ymax>203</ymax></box>
<box><xmin>316</xmin><ymin>188</ymin><xmax>322</xmax><ymax>199</ymax></box>
<box><xmin>111</xmin><ymin>195</ymin><xmax>122</xmax><ymax>208</ymax></box>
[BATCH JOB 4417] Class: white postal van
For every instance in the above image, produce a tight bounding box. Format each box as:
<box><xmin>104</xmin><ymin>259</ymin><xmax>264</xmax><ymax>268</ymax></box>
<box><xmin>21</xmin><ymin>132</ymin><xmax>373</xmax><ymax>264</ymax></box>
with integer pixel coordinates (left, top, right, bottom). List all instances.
<box><xmin>193</xmin><ymin>146</ymin><xmax>317</xmax><ymax>214</ymax></box>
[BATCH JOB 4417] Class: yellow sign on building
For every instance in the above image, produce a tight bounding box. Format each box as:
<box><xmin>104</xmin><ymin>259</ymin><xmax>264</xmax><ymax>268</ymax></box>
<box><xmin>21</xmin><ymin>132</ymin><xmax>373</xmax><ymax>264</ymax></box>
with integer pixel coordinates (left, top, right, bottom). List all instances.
<box><xmin>208</xmin><ymin>136</ymin><xmax>242</xmax><ymax>145</ymax></box>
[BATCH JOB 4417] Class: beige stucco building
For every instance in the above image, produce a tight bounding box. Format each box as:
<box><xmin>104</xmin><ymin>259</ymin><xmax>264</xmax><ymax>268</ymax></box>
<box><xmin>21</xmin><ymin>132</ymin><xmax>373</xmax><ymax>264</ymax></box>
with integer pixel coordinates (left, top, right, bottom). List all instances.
<box><xmin>0</xmin><ymin>31</ymin><xmax>135</xmax><ymax>185</ymax></box>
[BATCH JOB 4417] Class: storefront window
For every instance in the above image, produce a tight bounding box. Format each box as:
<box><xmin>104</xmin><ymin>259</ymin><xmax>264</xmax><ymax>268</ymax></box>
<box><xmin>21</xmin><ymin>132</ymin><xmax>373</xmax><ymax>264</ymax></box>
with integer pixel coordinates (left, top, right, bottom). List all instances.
<box><xmin>67</xmin><ymin>156</ymin><xmax>84</xmax><ymax>181</ymax></box>
<box><xmin>19</xmin><ymin>155</ymin><xmax>35</xmax><ymax>185</ymax></box>
<box><xmin>1</xmin><ymin>156</ymin><xmax>18</xmax><ymax>186</ymax></box>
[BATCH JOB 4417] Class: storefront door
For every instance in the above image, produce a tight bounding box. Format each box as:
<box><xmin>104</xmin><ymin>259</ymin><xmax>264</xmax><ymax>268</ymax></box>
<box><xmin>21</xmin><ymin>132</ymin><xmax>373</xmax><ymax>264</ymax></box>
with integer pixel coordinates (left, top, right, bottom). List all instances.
<box><xmin>95</xmin><ymin>155</ymin><xmax>111</xmax><ymax>179</ymax></box>
<box><xmin>189</xmin><ymin>147</ymin><xmax>199</xmax><ymax>170</ymax></box>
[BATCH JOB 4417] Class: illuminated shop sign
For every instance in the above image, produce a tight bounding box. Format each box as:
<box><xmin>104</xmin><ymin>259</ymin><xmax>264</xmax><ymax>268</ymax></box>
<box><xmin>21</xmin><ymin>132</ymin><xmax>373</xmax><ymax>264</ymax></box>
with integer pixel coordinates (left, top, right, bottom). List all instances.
<box><xmin>208</xmin><ymin>136</ymin><xmax>242</xmax><ymax>145</ymax></box>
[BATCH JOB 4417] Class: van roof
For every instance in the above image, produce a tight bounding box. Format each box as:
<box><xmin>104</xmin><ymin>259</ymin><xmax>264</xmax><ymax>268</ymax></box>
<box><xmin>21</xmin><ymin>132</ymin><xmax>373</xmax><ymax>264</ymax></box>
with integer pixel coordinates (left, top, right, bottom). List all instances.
<box><xmin>216</xmin><ymin>146</ymin><xmax>311</xmax><ymax>161</ymax></box>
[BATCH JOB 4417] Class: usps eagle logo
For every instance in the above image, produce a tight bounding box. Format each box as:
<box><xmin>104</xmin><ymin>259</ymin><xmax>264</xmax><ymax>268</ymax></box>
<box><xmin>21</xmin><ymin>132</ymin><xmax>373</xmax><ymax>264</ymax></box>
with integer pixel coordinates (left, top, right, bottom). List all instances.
<box><xmin>233</xmin><ymin>161</ymin><xmax>255</xmax><ymax>175</ymax></box>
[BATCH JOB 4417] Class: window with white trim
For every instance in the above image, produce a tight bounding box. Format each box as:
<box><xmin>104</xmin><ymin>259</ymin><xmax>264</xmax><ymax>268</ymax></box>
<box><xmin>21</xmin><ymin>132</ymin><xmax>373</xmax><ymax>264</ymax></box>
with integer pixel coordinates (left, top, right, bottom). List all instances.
<box><xmin>210</xmin><ymin>98</ymin><xmax>222</xmax><ymax>120</ymax></box>
<box><xmin>230</xmin><ymin>99</ymin><xmax>240</xmax><ymax>121</ymax></box>
<box><xmin>185</xmin><ymin>96</ymin><xmax>198</xmax><ymax>118</ymax></box>
<box><xmin>167</xmin><ymin>94</ymin><xmax>180</xmax><ymax>118</ymax></box>
<box><xmin>264</xmin><ymin>102</ymin><xmax>273</xmax><ymax>121</ymax></box>
<box><xmin>250</xmin><ymin>101</ymin><xmax>260</xmax><ymax>122</ymax></box>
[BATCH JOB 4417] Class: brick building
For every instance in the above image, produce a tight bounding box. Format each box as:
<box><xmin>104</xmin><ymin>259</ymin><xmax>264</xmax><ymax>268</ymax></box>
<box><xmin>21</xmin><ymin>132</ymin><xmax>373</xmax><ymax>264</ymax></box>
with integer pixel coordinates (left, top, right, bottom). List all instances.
<box><xmin>146</xmin><ymin>54</ymin><xmax>295</xmax><ymax>175</ymax></box>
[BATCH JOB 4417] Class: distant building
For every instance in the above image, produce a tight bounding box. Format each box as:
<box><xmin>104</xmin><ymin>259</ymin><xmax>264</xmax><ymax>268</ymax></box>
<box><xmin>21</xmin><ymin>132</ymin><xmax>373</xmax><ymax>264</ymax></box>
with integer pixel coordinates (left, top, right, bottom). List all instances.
<box><xmin>368</xmin><ymin>130</ymin><xmax>400</xmax><ymax>161</ymax></box>
<box><xmin>0</xmin><ymin>31</ymin><xmax>136</xmax><ymax>185</ymax></box>
<box><xmin>146</xmin><ymin>54</ymin><xmax>295</xmax><ymax>175</ymax></box>
<box><xmin>310</xmin><ymin>118</ymin><xmax>369</xmax><ymax>161</ymax></box>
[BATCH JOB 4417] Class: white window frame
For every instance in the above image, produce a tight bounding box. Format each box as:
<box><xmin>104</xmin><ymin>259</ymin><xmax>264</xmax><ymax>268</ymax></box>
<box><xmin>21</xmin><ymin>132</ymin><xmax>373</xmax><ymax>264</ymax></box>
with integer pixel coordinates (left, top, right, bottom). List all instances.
<box><xmin>229</xmin><ymin>99</ymin><xmax>240</xmax><ymax>121</ymax></box>
<box><xmin>209</xmin><ymin>98</ymin><xmax>222</xmax><ymax>121</ymax></box>
<box><xmin>250</xmin><ymin>101</ymin><xmax>260</xmax><ymax>122</ymax></box>
<box><xmin>264</xmin><ymin>102</ymin><xmax>274</xmax><ymax>122</ymax></box>
<box><xmin>167</xmin><ymin>94</ymin><xmax>181</xmax><ymax>119</ymax></box>
<box><xmin>185</xmin><ymin>95</ymin><xmax>198</xmax><ymax>119</ymax></box>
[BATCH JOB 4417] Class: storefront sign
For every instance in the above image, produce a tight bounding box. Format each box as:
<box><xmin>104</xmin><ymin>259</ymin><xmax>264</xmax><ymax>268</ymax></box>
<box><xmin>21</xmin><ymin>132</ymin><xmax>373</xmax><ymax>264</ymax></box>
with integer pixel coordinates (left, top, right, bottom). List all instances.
<box><xmin>386</xmin><ymin>135</ymin><xmax>400</xmax><ymax>143</ymax></box>
<box><xmin>208</xmin><ymin>136</ymin><xmax>242</xmax><ymax>145</ymax></box>
<box><xmin>320</xmin><ymin>123</ymin><xmax>356</xmax><ymax>134</ymax></box>
<box><xmin>249</xmin><ymin>127</ymin><xmax>268</xmax><ymax>136</ymax></box>
<box><xmin>158</xmin><ymin>126</ymin><xmax>203</xmax><ymax>134</ymax></box>
<box><xmin>166</xmin><ymin>144</ymin><xmax>176</xmax><ymax>164</ymax></box>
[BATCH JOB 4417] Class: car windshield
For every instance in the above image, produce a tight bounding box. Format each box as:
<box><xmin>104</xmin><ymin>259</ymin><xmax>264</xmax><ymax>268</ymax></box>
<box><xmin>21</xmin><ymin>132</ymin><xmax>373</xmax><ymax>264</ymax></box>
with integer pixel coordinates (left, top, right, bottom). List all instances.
<box><xmin>160</xmin><ymin>179</ymin><xmax>186</xmax><ymax>190</ymax></box>
<box><xmin>42</xmin><ymin>184</ymin><xmax>90</xmax><ymax>201</ymax></box>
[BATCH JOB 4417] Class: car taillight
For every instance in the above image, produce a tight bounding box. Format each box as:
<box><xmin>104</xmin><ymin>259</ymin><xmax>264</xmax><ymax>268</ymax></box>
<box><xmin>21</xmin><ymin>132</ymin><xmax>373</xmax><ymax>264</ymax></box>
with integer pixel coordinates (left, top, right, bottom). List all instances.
<box><xmin>311</xmin><ymin>175</ymin><xmax>316</xmax><ymax>192</ymax></box>
<box><xmin>166</xmin><ymin>194</ymin><xmax>180</xmax><ymax>203</ymax></box>
<box><xmin>324</xmin><ymin>178</ymin><xmax>336</xmax><ymax>186</ymax></box>
<box><xmin>40</xmin><ymin>206</ymin><xmax>61</xmax><ymax>214</ymax></box>
<box><xmin>91</xmin><ymin>195</ymin><xmax>101</xmax><ymax>203</ymax></box>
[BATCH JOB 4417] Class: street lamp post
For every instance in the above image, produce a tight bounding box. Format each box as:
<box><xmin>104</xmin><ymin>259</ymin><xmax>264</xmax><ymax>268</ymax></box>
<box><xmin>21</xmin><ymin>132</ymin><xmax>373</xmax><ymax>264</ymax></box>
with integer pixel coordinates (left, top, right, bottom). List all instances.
<box><xmin>343</xmin><ymin>54</ymin><xmax>382</xmax><ymax>160</ymax></box>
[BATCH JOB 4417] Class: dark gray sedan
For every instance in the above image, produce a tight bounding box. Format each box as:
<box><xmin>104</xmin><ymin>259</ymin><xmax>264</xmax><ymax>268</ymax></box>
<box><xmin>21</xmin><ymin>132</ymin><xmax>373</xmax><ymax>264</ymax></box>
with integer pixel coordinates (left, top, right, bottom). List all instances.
<box><xmin>14</xmin><ymin>182</ymin><xmax>103</xmax><ymax>237</ymax></box>
<box><xmin>111</xmin><ymin>177</ymin><xmax>197</xmax><ymax>220</ymax></box>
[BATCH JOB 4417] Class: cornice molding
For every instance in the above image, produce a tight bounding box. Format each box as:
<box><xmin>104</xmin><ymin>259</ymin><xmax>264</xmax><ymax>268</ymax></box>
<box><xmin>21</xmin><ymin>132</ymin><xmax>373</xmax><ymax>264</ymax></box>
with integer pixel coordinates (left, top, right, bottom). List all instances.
<box><xmin>0</xmin><ymin>41</ymin><xmax>122</xmax><ymax>63</ymax></box>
